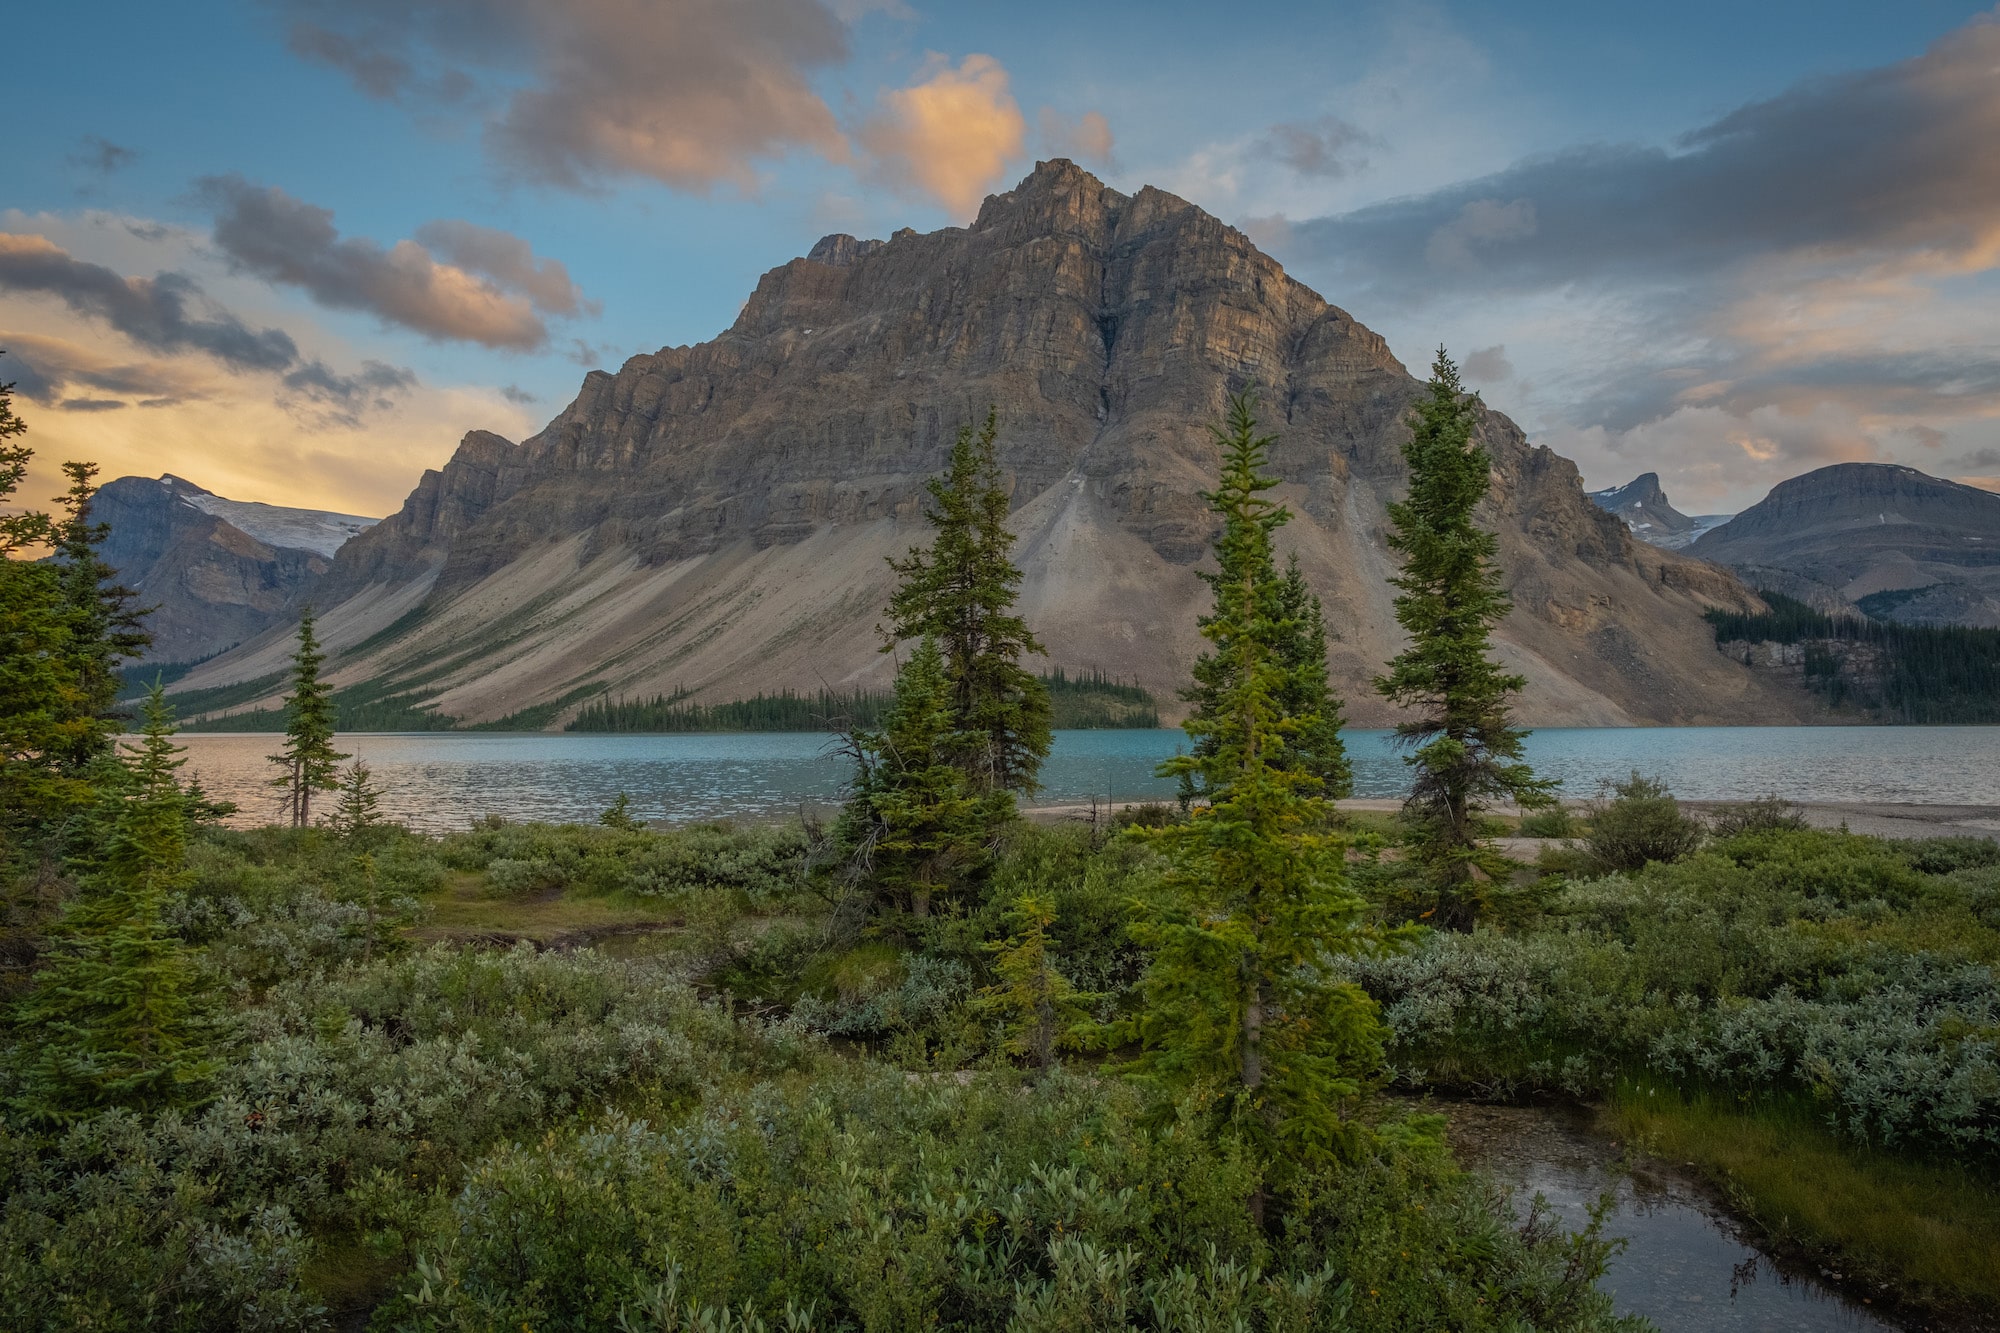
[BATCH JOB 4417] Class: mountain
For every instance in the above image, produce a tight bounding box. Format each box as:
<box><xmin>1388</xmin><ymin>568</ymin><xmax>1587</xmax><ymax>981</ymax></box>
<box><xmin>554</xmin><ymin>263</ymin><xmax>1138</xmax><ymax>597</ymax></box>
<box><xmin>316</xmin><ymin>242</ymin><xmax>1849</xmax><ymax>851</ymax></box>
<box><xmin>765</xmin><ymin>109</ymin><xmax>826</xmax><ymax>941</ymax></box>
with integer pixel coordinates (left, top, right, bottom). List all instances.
<box><xmin>95</xmin><ymin>474</ymin><xmax>376</xmax><ymax>664</ymax></box>
<box><xmin>167</xmin><ymin>160</ymin><xmax>1808</xmax><ymax>728</ymax></box>
<box><xmin>1689</xmin><ymin>462</ymin><xmax>2000</xmax><ymax>626</ymax></box>
<box><xmin>1587</xmin><ymin>473</ymin><xmax>1730</xmax><ymax>550</ymax></box>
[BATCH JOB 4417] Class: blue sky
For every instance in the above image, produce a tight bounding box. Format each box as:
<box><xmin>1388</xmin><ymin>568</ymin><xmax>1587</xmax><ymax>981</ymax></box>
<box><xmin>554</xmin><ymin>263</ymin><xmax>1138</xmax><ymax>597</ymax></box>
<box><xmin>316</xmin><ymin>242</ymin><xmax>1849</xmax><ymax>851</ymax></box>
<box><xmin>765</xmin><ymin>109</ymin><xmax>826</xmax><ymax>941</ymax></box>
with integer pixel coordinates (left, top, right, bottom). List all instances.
<box><xmin>6</xmin><ymin>1</ymin><xmax>1998</xmax><ymax>515</ymax></box>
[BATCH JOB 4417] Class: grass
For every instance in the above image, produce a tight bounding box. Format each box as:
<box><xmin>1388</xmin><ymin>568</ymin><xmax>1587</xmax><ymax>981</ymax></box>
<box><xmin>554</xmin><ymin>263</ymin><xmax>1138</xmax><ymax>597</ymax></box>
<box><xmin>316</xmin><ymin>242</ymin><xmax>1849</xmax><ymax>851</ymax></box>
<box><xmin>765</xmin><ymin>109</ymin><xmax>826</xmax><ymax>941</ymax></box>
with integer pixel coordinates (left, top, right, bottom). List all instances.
<box><xmin>1607</xmin><ymin>1082</ymin><xmax>2000</xmax><ymax>1312</ymax></box>
<box><xmin>409</xmin><ymin>869</ymin><xmax>681</xmax><ymax>944</ymax></box>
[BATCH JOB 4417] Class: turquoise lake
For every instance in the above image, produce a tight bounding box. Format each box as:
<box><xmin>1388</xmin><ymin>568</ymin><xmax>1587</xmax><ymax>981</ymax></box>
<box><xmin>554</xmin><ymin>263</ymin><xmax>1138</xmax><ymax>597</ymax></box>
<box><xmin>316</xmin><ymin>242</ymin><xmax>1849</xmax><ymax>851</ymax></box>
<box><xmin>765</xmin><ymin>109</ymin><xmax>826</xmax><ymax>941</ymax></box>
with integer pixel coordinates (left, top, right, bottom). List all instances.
<box><xmin>175</xmin><ymin>727</ymin><xmax>2000</xmax><ymax>831</ymax></box>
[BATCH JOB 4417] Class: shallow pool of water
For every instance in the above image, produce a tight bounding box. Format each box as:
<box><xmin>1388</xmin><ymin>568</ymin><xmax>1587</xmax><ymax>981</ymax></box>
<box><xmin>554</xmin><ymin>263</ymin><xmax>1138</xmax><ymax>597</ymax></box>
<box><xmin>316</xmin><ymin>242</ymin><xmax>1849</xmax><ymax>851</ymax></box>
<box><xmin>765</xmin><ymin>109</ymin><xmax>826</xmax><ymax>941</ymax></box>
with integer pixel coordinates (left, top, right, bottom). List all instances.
<box><xmin>1444</xmin><ymin>1103</ymin><xmax>1897</xmax><ymax>1332</ymax></box>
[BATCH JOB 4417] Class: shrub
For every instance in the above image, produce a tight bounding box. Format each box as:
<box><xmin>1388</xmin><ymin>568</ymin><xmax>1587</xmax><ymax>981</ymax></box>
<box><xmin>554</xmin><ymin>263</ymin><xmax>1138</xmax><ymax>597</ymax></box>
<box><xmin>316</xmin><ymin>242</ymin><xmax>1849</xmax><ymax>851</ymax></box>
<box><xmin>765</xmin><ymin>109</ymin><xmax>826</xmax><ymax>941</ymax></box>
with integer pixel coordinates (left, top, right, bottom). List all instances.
<box><xmin>1579</xmin><ymin>773</ymin><xmax>1704</xmax><ymax>874</ymax></box>
<box><xmin>379</xmin><ymin>1069</ymin><xmax>1631</xmax><ymax>1332</ymax></box>
<box><xmin>1704</xmin><ymin>795</ymin><xmax>1807</xmax><ymax>838</ymax></box>
<box><xmin>1517</xmin><ymin>806</ymin><xmax>1577</xmax><ymax>838</ymax></box>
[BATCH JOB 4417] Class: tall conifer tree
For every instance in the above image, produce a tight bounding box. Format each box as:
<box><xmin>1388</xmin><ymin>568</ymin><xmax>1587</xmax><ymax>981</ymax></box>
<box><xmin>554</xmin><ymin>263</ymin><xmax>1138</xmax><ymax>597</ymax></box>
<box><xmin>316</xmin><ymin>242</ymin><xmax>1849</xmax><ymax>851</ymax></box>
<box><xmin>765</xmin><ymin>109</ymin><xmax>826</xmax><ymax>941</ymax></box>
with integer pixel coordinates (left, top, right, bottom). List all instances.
<box><xmin>0</xmin><ymin>375</ymin><xmax>93</xmax><ymax>856</ymax></box>
<box><xmin>270</xmin><ymin>607</ymin><xmax>346</xmax><ymax>827</ymax></box>
<box><xmin>1274</xmin><ymin>555</ymin><xmax>1353</xmax><ymax>800</ymax></box>
<box><xmin>1375</xmin><ymin>349</ymin><xmax>1552</xmax><ymax>930</ymax></box>
<box><xmin>1173</xmin><ymin>396</ymin><xmax>1351</xmax><ymax>802</ymax></box>
<box><xmin>836</xmin><ymin>636</ymin><xmax>983</xmax><ymax>924</ymax></box>
<box><xmin>1132</xmin><ymin>395</ymin><xmax>1387</xmax><ymax>1211</ymax></box>
<box><xmin>50</xmin><ymin>461</ymin><xmax>151</xmax><ymax>771</ymax></box>
<box><xmin>8</xmin><ymin>685</ymin><xmax>218</xmax><ymax>1120</ymax></box>
<box><xmin>882</xmin><ymin>412</ymin><xmax>1051</xmax><ymax>807</ymax></box>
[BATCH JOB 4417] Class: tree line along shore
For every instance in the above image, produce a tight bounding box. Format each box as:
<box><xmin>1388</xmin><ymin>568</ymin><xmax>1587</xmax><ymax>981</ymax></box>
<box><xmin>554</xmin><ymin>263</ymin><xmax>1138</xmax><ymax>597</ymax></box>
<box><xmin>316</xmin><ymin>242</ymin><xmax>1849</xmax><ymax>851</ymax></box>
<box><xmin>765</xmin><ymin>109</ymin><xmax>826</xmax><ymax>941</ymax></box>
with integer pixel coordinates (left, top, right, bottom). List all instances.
<box><xmin>3</xmin><ymin>358</ymin><xmax>1996</xmax><ymax>1329</ymax></box>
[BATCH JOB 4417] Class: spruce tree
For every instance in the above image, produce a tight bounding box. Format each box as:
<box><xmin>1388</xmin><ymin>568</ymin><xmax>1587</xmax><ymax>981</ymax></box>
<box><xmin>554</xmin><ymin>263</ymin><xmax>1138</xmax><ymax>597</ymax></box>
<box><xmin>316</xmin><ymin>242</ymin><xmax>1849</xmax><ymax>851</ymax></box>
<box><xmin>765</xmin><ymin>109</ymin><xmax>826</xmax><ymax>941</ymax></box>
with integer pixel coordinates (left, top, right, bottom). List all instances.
<box><xmin>1171</xmin><ymin>393</ymin><xmax>1352</xmax><ymax>803</ymax></box>
<box><xmin>50</xmin><ymin>461</ymin><xmax>151</xmax><ymax>771</ymax></box>
<box><xmin>836</xmin><ymin>636</ymin><xmax>983</xmax><ymax>924</ymax></box>
<box><xmin>1128</xmin><ymin>396</ymin><xmax>1388</xmax><ymax>1207</ymax></box>
<box><xmin>0</xmin><ymin>372</ymin><xmax>94</xmax><ymax>857</ymax></box>
<box><xmin>1275</xmin><ymin>554</ymin><xmax>1353</xmax><ymax>800</ymax></box>
<box><xmin>1374</xmin><ymin>349</ymin><xmax>1552</xmax><ymax>930</ymax></box>
<box><xmin>976</xmin><ymin>894</ymin><xmax>1100</xmax><ymax>1071</ymax></box>
<box><xmin>598</xmin><ymin>792</ymin><xmax>644</xmax><ymax>831</ymax></box>
<box><xmin>269</xmin><ymin>607</ymin><xmax>347</xmax><ymax>827</ymax></box>
<box><xmin>328</xmin><ymin>760</ymin><xmax>390</xmax><ymax>960</ymax></box>
<box><xmin>8</xmin><ymin>685</ymin><xmax>218</xmax><ymax>1120</ymax></box>
<box><xmin>882</xmin><ymin>412</ymin><xmax>1052</xmax><ymax>806</ymax></box>
<box><xmin>329</xmin><ymin>759</ymin><xmax>384</xmax><ymax>839</ymax></box>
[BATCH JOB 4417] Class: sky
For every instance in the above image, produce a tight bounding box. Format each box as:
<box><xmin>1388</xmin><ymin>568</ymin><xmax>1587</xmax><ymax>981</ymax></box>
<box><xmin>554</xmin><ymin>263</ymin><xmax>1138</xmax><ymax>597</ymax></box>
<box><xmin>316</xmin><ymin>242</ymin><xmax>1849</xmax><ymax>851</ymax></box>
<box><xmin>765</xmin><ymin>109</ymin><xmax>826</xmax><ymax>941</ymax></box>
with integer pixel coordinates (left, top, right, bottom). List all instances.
<box><xmin>5</xmin><ymin>0</ymin><xmax>1999</xmax><ymax>518</ymax></box>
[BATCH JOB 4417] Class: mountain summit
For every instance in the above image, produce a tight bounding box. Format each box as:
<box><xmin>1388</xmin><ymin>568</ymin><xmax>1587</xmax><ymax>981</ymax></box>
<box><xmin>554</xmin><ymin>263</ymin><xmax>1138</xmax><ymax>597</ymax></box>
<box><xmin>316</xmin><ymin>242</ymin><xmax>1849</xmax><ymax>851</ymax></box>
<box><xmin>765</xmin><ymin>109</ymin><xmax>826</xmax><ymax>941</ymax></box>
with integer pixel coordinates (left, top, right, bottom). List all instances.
<box><xmin>1587</xmin><ymin>473</ymin><xmax>1730</xmax><ymax>550</ymax></box>
<box><xmin>169</xmin><ymin>160</ymin><xmax>1803</xmax><ymax>727</ymax></box>
<box><xmin>1692</xmin><ymin>462</ymin><xmax>2000</xmax><ymax>625</ymax></box>
<box><xmin>95</xmin><ymin>475</ymin><xmax>376</xmax><ymax>664</ymax></box>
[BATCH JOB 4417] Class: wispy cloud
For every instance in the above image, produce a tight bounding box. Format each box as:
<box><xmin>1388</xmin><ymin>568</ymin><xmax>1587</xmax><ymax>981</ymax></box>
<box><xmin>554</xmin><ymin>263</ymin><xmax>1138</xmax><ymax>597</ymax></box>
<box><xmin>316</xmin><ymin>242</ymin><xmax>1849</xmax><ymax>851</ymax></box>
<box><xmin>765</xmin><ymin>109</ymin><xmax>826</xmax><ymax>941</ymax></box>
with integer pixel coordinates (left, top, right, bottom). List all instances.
<box><xmin>1260</xmin><ymin>9</ymin><xmax>2000</xmax><ymax>510</ymax></box>
<box><xmin>198</xmin><ymin>177</ymin><xmax>590</xmax><ymax>350</ymax></box>
<box><xmin>0</xmin><ymin>232</ymin><xmax>417</xmax><ymax>422</ymax></box>
<box><xmin>275</xmin><ymin>0</ymin><xmax>853</xmax><ymax>192</ymax></box>
<box><xmin>68</xmin><ymin>136</ymin><xmax>139</xmax><ymax>174</ymax></box>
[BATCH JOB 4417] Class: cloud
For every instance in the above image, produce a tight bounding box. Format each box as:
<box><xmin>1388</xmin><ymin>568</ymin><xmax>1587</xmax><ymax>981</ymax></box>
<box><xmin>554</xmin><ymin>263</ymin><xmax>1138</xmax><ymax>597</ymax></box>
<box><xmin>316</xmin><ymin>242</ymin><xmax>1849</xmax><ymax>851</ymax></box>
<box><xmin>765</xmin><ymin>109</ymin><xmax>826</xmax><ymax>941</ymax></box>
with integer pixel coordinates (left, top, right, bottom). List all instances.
<box><xmin>1255</xmin><ymin>116</ymin><xmax>1371</xmax><ymax>180</ymax></box>
<box><xmin>1462</xmin><ymin>344</ymin><xmax>1513</xmax><ymax>383</ymax></box>
<box><xmin>198</xmin><ymin>177</ymin><xmax>584</xmax><ymax>349</ymax></box>
<box><xmin>0</xmin><ymin>234</ymin><xmax>418</xmax><ymax>427</ymax></box>
<box><xmin>281</xmin><ymin>358</ymin><xmax>418</xmax><ymax>419</ymax></box>
<box><xmin>500</xmin><ymin>383</ymin><xmax>537</xmax><ymax>405</ymax></box>
<box><xmin>1037</xmin><ymin>108</ymin><xmax>1116</xmax><ymax>168</ymax></box>
<box><xmin>858</xmin><ymin>54</ymin><xmax>1026</xmax><ymax>217</ymax></box>
<box><xmin>0</xmin><ymin>232</ymin><xmax>299</xmax><ymax>372</ymax></box>
<box><xmin>59</xmin><ymin>397</ymin><xmax>126</xmax><ymax>412</ymax></box>
<box><xmin>1422</xmin><ymin>198</ymin><xmax>1537</xmax><ymax>271</ymax></box>
<box><xmin>412</xmin><ymin>219</ymin><xmax>596</xmax><ymax>317</ymax></box>
<box><xmin>1261</xmin><ymin>9</ymin><xmax>2000</xmax><ymax>511</ymax></box>
<box><xmin>1289</xmin><ymin>14</ymin><xmax>2000</xmax><ymax>295</ymax></box>
<box><xmin>0</xmin><ymin>331</ymin><xmax>190</xmax><ymax>405</ymax></box>
<box><xmin>276</xmin><ymin>0</ymin><xmax>852</xmax><ymax>191</ymax></box>
<box><xmin>69</xmin><ymin>136</ymin><xmax>139</xmax><ymax>174</ymax></box>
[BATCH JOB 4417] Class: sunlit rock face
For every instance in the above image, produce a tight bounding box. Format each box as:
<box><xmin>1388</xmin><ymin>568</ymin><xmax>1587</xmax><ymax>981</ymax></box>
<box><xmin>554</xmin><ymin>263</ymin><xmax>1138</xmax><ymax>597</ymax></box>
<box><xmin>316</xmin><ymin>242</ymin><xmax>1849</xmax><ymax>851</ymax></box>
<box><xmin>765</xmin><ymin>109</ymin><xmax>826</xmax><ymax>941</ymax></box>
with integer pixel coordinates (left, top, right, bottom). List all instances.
<box><xmin>1692</xmin><ymin>462</ymin><xmax>2000</xmax><ymax>626</ymax></box>
<box><xmin>180</xmin><ymin>160</ymin><xmax>1807</xmax><ymax>727</ymax></box>
<box><xmin>94</xmin><ymin>474</ymin><xmax>374</xmax><ymax>664</ymax></box>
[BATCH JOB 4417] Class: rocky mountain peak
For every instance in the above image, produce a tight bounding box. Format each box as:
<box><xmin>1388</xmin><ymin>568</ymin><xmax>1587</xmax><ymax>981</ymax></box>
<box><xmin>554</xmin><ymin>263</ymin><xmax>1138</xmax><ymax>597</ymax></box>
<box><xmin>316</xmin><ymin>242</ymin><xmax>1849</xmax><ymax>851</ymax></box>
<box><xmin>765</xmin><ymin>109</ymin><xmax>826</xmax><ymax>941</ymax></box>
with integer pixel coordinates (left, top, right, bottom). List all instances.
<box><xmin>95</xmin><ymin>475</ymin><xmax>377</xmax><ymax>663</ymax></box>
<box><xmin>181</xmin><ymin>160</ymin><xmax>1800</xmax><ymax>729</ymax></box>
<box><xmin>805</xmin><ymin>233</ymin><xmax>885</xmax><ymax>267</ymax></box>
<box><xmin>1588</xmin><ymin>472</ymin><xmax>1731</xmax><ymax>550</ymax></box>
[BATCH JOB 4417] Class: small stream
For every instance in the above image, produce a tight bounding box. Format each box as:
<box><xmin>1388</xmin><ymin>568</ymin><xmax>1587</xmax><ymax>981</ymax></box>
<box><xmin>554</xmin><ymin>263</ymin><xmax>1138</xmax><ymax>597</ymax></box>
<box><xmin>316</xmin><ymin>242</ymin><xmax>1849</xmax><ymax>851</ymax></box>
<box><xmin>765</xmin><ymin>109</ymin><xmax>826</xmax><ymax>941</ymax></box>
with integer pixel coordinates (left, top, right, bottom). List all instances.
<box><xmin>1443</xmin><ymin>1102</ymin><xmax>1901</xmax><ymax>1332</ymax></box>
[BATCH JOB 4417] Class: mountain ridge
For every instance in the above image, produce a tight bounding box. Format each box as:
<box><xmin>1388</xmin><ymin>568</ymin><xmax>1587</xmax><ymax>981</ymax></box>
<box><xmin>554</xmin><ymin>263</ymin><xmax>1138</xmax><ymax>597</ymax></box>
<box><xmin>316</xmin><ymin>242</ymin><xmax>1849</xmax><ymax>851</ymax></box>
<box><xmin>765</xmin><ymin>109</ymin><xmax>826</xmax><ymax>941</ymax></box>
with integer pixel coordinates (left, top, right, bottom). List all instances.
<box><xmin>95</xmin><ymin>475</ymin><xmax>376</xmax><ymax>665</ymax></box>
<box><xmin>1691</xmin><ymin>461</ymin><xmax>2000</xmax><ymax>626</ymax></box>
<box><xmin>168</xmin><ymin>159</ymin><xmax>1807</xmax><ymax>728</ymax></box>
<box><xmin>1587</xmin><ymin>473</ymin><xmax>1731</xmax><ymax>550</ymax></box>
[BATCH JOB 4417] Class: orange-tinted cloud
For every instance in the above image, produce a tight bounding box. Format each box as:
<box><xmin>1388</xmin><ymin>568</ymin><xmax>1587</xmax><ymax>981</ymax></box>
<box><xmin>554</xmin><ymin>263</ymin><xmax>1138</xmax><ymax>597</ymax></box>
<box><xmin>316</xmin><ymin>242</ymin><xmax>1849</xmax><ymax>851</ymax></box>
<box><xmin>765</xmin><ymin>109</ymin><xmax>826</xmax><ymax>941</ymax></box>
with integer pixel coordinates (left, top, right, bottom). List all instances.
<box><xmin>1038</xmin><ymin>108</ymin><xmax>1115</xmax><ymax>168</ymax></box>
<box><xmin>200</xmin><ymin>179</ymin><xmax>587</xmax><ymax>350</ymax></box>
<box><xmin>859</xmin><ymin>55</ymin><xmax>1026</xmax><ymax>218</ymax></box>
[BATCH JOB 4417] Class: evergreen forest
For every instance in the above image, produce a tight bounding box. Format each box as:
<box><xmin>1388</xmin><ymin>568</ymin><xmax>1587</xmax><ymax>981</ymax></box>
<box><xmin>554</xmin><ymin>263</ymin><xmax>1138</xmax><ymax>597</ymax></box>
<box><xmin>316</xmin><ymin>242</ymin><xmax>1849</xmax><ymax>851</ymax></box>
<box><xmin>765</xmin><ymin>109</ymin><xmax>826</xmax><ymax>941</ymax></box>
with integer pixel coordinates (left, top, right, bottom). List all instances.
<box><xmin>1708</xmin><ymin>592</ymin><xmax>2000</xmax><ymax>722</ymax></box>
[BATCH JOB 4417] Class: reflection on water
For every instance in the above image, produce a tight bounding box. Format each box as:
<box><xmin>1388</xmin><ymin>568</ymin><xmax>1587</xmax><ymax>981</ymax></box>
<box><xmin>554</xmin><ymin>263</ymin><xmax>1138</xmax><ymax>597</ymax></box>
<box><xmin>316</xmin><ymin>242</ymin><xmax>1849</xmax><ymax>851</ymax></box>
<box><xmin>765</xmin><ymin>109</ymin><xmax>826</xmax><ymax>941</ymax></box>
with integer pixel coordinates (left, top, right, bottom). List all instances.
<box><xmin>1445</xmin><ymin>1103</ymin><xmax>1895</xmax><ymax>1333</ymax></box>
<box><xmin>170</xmin><ymin>726</ymin><xmax>2000</xmax><ymax>832</ymax></box>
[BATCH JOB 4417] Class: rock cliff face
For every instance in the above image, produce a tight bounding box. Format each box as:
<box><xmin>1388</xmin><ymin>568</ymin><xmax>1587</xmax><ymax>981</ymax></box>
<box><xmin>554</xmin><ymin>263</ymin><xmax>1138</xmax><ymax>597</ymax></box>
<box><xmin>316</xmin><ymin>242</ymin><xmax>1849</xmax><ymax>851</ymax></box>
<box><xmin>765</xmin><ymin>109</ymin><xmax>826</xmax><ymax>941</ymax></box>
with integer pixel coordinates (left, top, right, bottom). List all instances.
<box><xmin>175</xmin><ymin>160</ymin><xmax>1807</xmax><ymax>726</ymax></box>
<box><xmin>1691</xmin><ymin>463</ymin><xmax>2000</xmax><ymax>626</ymax></box>
<box><xmin>1587</xmin><ymin>474</ymin><xmax>1731</xmax><ymax>550</ymax></box>
<box><xmin>95</xmin><ymin>475</ymin><xmax>375</xmax><ymax>664</ymax></box>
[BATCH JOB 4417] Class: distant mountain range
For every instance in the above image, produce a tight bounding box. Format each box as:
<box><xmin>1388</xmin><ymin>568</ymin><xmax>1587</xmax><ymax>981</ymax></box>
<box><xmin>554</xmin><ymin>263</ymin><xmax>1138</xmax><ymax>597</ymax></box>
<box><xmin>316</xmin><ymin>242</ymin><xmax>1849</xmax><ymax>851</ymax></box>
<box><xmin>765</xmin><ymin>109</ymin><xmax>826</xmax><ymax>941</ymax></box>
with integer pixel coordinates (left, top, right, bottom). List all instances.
<box><xmin>1588</xmin><ymin>462</ymin><xmax>2000</xmax><ymax>627</ymax></box>
<box><xmin>1690</xmin><ymin>462</ymin><xmax>2000</xmax><ymax>627</ymax></box>
<box><xmin>1585</xmin><ymin>473</ymin><xmax>1731</xmax><ymax>550</ymax></box>
<box><xmin>95</xmin><ymin>475</ymin><xmax>376</xmax><ymax>664</ymax></box>
<box><xmin>142</xmin><ymin>160</ymin><xmax>1800</xmax><ymax>730</ymax></box>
